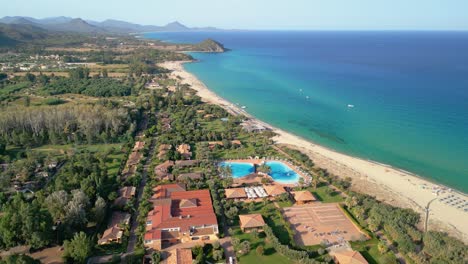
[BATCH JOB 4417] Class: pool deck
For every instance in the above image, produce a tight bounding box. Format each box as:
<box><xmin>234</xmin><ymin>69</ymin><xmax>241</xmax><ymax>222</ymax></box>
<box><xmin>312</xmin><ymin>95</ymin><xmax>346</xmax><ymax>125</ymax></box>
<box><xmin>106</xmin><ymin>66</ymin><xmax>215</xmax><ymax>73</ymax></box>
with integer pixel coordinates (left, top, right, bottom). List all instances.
<box><xmin>227</xmin><ymin>159</ymin><xmax>311</xmax><ymax>186</ymax></box>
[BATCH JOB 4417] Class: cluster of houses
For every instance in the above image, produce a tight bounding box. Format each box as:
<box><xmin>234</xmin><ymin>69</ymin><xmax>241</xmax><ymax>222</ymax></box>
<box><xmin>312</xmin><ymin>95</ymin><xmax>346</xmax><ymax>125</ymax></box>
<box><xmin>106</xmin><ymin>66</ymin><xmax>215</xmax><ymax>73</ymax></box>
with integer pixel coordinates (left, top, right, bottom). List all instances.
<box><xmin>97</xmin><ymin>141</ymin><xmax>142</xmax><ymax>246</ymax></box>
<box><xmin>8</xmin><ymin>161</ymin><xmax>59</xmax><ymax>194</ymax></box>
<box><xmin>207</xmin><ymin>140</ymin><xmax>242</xmax><ymax>150</ymax></box>
<box><xmin>121</xmin><ymin>141</ymin><xmax>145</xmax><ymax>180</ymax></box>
<box><xmin>154</xmin><ymin>159</ymin><xmax>202</xmax><ymax>182</ymax></box>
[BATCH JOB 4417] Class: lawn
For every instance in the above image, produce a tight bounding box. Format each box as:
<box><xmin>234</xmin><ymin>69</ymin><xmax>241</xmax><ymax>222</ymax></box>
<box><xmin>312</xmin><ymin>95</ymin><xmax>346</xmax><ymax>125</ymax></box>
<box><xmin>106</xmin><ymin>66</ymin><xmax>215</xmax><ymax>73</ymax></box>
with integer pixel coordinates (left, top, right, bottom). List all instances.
<box><xmin>351</xmin><ymin>238</ymin><xmax>398</xmax><ymax>264</ymax></box>
<box><xmin>32</xmin><ymin>143</ymin><xmax>125</xmax><ymax>176</ymax></box>
<box><xmin>309</xmin><ymin>185</ymin><xmax>344</xmax><ymax>203</ymax></box>
<box><xmin>231</xmin><ymin>227</ymin><xmax>293</xmax><ymax>264</ymax></box>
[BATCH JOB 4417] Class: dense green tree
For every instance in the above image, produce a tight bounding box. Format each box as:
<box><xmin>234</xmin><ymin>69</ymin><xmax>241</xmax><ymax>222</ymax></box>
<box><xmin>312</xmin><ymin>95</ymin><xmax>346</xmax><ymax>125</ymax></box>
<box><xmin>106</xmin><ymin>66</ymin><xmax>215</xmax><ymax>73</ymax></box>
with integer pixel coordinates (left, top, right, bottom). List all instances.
<box><xmin>0</xmin><ymin>254</ymin><xmax>40</xmax><ymax>264</ymax></box>
<box><xmin>63</xmin><ymin>232</ymin><xmax>92</xmax><ymax>263</ymax></box>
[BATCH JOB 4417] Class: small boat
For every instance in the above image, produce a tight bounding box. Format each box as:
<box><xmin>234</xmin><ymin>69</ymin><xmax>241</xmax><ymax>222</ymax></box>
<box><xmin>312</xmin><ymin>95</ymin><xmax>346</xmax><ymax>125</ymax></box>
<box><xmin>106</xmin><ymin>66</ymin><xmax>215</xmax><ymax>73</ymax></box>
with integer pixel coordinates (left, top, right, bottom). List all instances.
<box><xmin>347</xmin><ymin>104</ymin><xmax>354</xmax><ymax>108</ymax></box>
<box><xmin>241</xmin><ymin>106</ymin><xmax>247</xmax><ymax>109</ymax></box>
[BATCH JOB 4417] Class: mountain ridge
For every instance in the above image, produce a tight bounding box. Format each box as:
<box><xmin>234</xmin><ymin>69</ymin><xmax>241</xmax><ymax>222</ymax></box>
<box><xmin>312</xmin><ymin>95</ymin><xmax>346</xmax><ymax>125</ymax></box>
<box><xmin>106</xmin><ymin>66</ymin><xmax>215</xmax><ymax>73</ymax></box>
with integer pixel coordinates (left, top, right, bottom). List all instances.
<box><xmin>0</xmin><ymin>16</ymin><xmax>224</xmax><ymax>33</ymax></box>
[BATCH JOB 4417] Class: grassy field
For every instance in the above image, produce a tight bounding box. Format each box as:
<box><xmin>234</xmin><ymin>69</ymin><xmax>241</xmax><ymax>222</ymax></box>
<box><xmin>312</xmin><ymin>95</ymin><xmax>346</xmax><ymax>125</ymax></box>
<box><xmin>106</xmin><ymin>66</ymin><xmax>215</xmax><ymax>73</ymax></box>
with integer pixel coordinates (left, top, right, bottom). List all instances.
<box><xmin>351</xmin><ymin>238</ymin><xmax>398</xmax><ymax>264</ymax></box>
<box><xmin>309</xmin><ymin>185</ymin><xmax>344</xmax><ymax>203</ymax></box>
<box><xmin>32</xmin><ymin>143</ymin><xmax>125</xmax><ymax>176</ymax></box>
<box><xmin>231</xmin><ymin>227</ymin><xmax>293</xmax><ymax>264</ymax></box>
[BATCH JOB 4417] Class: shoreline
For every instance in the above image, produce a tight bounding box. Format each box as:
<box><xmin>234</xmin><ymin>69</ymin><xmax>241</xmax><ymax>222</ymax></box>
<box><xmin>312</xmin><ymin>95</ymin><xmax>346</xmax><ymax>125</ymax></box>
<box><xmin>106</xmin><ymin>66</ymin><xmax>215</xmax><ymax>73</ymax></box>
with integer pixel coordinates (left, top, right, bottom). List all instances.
<box><xmin>159</xmin><ymin>60</ymin><xmax>468</xmax><ymax>242</ymax></box>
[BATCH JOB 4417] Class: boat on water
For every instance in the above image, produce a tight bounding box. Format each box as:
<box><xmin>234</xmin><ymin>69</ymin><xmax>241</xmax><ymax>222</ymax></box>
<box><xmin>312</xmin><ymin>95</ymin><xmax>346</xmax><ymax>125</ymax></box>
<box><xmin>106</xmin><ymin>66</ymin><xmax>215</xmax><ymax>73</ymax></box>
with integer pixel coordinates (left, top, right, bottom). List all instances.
<box><xmin>348</xmin><ymin>104</ymin><xmax>355</xmax><ymax>108</ymax></box>
<box><xmin>241</xmin><ymin>106</ymin><xmax>247</xmax><ymax>109</ymax></box>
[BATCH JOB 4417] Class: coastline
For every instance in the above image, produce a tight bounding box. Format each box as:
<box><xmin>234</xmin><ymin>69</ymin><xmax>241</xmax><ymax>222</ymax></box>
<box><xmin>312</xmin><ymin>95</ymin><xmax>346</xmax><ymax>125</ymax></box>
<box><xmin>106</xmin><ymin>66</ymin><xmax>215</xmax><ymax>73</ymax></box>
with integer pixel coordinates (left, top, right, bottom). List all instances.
<box><xmin>159</xmin><ymin>60</ymin><xmax>468</xmax><ymax>242</ymax></box>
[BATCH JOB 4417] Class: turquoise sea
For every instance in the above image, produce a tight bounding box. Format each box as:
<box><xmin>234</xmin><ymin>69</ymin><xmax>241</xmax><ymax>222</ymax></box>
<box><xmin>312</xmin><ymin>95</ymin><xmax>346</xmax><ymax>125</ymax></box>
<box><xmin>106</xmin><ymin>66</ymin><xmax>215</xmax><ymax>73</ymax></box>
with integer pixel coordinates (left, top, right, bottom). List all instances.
<box><xmin>145</xmin><ymin>31</ymin><xmax>468</xmax><ymax>193</ymax></box>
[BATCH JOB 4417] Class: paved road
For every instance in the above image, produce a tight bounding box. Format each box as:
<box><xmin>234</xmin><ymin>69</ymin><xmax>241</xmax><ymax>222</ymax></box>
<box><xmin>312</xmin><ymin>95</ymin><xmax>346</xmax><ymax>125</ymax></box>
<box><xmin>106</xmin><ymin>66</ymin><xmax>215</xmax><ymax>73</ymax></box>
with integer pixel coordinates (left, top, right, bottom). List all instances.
<box><xmin>126</xmin><ymin>138</ymin><xmax>156</xmax><ymax>253</ymax></box>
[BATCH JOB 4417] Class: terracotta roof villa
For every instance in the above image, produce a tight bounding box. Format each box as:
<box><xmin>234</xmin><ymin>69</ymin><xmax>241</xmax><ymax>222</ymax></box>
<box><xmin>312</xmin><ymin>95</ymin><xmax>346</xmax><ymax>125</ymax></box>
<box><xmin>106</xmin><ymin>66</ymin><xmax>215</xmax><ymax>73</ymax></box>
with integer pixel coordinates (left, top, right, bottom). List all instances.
<box><xmin>98</xmin><ymin>211</ymin><xmax>131</xmax><ymax>245</ymax></box>
<box><xmin>291</xmin><ymin>190</ymin><xmax>317</xmax><ymax>205</ymax></box>
<box><xmin>224</xmin><ymin>188</ymin><xmax>248</xmax><ymax>200</ymax></box>
<box><xmin>329</xmin><ymin>248</ymin><xmax>369</xmax><ymax>264</ymax></box>
<box><xmin>263</xmin><ymin>184</ymin><xmax>287</xmax><ymax>197</ymax></box>
<box><xmin>127</xmin><ymin>151</ymin><xmax>142</xmax><ymax>166</ymax></box>
<box><xmin>239</xmin><ymin>214</ymin><xmax>266</xmax><ymax>233</ymax></box>
<box><xmin>113</xmin><ymin>186</ymin><xmax>136</xmax><ymax>207</ymax></box>
<box><xmin>161</xmin><ymin>248</ymin><xmax>193</xmax><ymax>264</ymax></box>
<box><xmin>155</xmin><ymin>160</ymin><xmax>174</xmax><ymax>180</ymax></box>
<box><xmin>144</xmin><ymin>184</ymin><xmax>219</xmax><ymax>250</ymax></box>
<box><xmin>176</xmin><ymin>144</ymin><xmax>192</xmax><ymax>159</ymax></box>
<box><xmin>98</xmin><ymin>226</ymin><xmax>123</xmax><ymax>245</ymax></box>
<box><xmin>133</xmin><ymin>141</ymin><xmax>145</xmax><ymax>151</ymax></box>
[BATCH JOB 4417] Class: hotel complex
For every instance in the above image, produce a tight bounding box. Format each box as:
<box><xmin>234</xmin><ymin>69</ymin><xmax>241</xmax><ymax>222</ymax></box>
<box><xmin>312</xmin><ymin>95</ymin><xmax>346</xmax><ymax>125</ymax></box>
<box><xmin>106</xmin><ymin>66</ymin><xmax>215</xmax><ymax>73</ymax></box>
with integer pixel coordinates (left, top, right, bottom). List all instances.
<box><xmin>144</xmin><ymin>184</ymin><xmax>219</xmax><ymax>250</ymax></box>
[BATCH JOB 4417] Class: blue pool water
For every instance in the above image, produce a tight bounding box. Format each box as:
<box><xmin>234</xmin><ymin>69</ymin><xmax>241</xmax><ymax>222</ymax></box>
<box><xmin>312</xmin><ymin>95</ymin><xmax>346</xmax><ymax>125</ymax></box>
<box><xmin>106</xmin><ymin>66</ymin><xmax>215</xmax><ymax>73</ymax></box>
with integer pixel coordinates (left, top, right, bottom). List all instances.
<box><xmin>265</xmin><ymin>161</ymin><xmax>300</xmax><ymax>184</ymax></box>
<box><xmin>219</xmin><ymin>162</ymin><xmax>255</xmax><ymax>177</ymax></box>
<box><xmin>219</xmin><ymin>161</ymin><xmax>300</xmax><ymax>184</ymax></box>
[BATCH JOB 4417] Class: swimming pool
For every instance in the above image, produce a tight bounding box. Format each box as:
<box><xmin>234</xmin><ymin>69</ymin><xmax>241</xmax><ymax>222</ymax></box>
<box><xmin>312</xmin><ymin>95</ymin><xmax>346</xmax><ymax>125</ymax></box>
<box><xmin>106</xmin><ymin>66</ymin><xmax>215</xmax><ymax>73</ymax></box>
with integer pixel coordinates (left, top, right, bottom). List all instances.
<box><xmin>219</xmin><ymin>162</ymin><xmax>255</xmax><ymax>177</ymax></box>
<box><xmin>219</xmin><ymin>160</ymin><xmax>300</xmax><ymax>184</ymax></box>
<box><xmin>265</xmin><ymin>161</ymin><xmax>300</xmax><ymax>184</ymax></box>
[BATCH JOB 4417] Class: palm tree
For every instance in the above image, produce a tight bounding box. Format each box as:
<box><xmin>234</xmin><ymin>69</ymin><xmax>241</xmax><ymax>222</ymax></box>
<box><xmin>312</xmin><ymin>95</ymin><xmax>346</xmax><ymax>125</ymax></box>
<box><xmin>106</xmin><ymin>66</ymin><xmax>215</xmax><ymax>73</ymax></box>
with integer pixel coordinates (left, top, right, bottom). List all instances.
<box><xmin>257</xmin><ymin>164</ymin><xmax>271</xmax><ymax>174</ymax></box>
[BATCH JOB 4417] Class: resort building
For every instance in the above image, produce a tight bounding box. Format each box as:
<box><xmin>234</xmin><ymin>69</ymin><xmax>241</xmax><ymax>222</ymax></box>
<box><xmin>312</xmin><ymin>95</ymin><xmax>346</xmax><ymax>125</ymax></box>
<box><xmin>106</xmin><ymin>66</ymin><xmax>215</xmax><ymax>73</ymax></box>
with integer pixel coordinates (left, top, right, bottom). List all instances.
<box><xmin>176</xmin><ymin>144</ymin><xmax>192</xmax><ymax>159</ymax></box>
<box><xmin>224</xmin><ymin>188</ymin><xmax>248</xmax><ymax>200</ymax></box>
<box><xmin>239</xmin><ymin>214</ymin><xmax>266</xmax><ymax>233</ymax></box>
<box><xmin>154</xmin><ymin>160</ymin><xmax>174</xmax><ymax>180</ymax></box>
<box><xmin>161</xmin><ymin>248</ymin><xmax>193</xmax><ymax>264</ymax></box>
<box><xmin>263</xmin><ymin>184</ymin><xmax>287</xmax><ymax>197</ymax></box>
<box><xmin>329</xmin><ymin>248</ymin><xmax>369</xmax><ymax>264</ymax></box>
<box><xmin>291</xmin><ymin>190</ymin><xmax>317</xmax><ymax>205</ymax></box>
<box><xmin>241</xmin><ymin>120</ymin><xmax>269</xmax><ymax>133</ymax></box>
<box><xmin>144</xmin><ymin>184</ymin><xmax>219</xmax><ymax>250</ymax></box>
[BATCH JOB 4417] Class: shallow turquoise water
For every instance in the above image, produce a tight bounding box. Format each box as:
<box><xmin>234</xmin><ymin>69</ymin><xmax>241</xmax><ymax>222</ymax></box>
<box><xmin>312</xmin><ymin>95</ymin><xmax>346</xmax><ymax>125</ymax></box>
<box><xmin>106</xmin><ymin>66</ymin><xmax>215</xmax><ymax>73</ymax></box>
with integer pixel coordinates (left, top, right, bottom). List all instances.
<box><xmin>147</xmin><ymin>31</ymin><xmax>468</xmax><ymax>193</ymax></box>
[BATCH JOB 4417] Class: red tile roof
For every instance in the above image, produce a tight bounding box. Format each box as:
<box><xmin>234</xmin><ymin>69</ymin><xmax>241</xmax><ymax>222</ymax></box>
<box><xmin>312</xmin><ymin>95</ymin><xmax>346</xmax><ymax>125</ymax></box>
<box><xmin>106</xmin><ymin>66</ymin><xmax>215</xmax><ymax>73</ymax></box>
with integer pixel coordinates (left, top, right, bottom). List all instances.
<box><xmin>239</xmin><ymin>214</ymin><xmax>266</xmax><ymax>229</ymax></box>
<box><xmin>145</xmin><ymin>184</ymin><xmax>218</xmax><ymax>242</ymax></box>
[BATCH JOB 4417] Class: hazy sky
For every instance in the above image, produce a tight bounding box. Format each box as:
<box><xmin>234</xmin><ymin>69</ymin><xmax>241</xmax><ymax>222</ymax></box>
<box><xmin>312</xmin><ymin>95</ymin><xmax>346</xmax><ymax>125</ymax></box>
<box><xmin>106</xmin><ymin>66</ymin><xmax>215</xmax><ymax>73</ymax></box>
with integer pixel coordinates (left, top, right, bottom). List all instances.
<box><xmin>2</xmin><ymin>0</ymin><xmax>468</xmax><ymax>30</ymax></box>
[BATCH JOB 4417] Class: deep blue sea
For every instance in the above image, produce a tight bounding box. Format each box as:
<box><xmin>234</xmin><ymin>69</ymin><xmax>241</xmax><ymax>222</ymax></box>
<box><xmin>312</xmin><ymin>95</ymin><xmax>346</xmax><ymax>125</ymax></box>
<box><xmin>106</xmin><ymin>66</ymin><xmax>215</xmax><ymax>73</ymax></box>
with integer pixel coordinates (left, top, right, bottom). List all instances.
<box><xmin>145</xmin><ymin>31</ymin><xmax>468</xmax><ymax>193</ymax></box>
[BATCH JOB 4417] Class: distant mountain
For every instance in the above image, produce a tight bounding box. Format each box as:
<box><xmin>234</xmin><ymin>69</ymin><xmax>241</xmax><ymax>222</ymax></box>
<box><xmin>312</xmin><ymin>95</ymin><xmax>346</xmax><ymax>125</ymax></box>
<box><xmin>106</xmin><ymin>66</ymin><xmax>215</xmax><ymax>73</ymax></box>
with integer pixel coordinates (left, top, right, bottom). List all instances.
<box><xmin>0</xmin><ymin>16</ymin><xmax>223</xmax><ymax>34</ymax></box>
<box><xmin>0</xmin><ymin>23</ymin><xmax>49</xmax><ymax>46</ymax></box>
<box><xmin>45</xmin><ymin>18</ymin><xmax>105</xmax><ymax>33</ymax></box>
<box><xmin>163</xmin><ymin>21</ymin><xmax>189</xmax><ymax>31</ymax></box>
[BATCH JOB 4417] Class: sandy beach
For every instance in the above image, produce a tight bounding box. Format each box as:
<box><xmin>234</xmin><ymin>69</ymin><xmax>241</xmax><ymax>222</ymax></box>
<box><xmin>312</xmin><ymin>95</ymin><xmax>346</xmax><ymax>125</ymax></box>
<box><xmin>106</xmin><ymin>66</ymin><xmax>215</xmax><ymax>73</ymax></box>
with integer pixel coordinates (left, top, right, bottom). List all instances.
<box><xmin>159</xmin><ymin>60</ymin><xmax>468</xmax><ymax>242</ymax></box>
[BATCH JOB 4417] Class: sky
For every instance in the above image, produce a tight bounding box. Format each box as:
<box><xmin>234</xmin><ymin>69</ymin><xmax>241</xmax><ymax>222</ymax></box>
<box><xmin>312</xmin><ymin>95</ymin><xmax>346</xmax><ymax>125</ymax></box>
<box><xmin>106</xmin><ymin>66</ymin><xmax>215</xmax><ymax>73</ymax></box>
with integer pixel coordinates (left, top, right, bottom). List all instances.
<box><xmin>1</xmin><ymin>0</ymin><xmax>468</xmax><ymax>30</ymax></box>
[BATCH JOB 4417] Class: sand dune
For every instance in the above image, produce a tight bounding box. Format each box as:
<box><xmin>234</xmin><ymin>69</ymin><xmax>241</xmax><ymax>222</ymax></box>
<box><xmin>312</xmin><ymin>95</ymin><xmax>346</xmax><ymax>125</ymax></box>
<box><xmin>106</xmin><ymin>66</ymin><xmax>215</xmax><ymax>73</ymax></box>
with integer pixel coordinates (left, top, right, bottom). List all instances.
<box><xmin>159</xmin><ymin>60</ymin><xmax>468</xmax><ymax>242</ymax></box>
